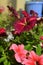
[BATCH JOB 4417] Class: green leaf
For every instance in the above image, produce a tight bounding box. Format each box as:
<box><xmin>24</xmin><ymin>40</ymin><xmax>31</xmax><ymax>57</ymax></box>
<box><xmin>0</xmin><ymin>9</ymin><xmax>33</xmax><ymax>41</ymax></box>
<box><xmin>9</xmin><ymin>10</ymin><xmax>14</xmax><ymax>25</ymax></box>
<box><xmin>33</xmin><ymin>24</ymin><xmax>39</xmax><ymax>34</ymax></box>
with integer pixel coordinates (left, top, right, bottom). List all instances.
<box><xmin>25</xmin><ymin>44</ymin><xmax>33</xmax><ymax>51</ymax></box>
<box><xmin>0</xmin><ymin>56</ymin><xmax>6</xmax><ymax>63</ymax></box>
<box><xmin>0</xmin><ymin>46</ymin><xmax>4</xmax><ymax>52</ymax></box>
<box><xmin>36</xmin><ymin>44</ymin><xmax>41</xmax><ymax>55</ymax></box>
<box><xmin>4</xmin><ymin>60</ymin><xmax>11</xmax><ymax>65</ymax></box>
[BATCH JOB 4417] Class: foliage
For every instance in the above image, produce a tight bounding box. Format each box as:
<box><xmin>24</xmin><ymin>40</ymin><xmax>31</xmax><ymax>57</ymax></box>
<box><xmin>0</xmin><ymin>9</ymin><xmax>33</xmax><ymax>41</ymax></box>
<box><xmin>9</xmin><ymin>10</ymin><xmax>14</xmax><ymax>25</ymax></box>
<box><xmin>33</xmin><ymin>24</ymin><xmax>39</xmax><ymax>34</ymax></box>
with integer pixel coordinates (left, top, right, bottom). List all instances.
<box><xmin>0</xmin><ymin>6</ymin><xmax>43</xmax><ymax>65</ymax></box>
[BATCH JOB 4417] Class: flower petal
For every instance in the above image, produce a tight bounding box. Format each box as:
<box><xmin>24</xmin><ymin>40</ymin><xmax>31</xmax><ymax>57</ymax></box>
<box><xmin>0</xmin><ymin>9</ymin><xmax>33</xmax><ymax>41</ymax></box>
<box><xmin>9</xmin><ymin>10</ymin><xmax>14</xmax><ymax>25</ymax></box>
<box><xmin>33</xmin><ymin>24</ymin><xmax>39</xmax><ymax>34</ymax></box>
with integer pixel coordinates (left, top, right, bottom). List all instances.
<box><xmin>15</xmin><ymin>53</ymin><xmax>22</xmax><ymax>63</ymax></box>
<box><xmin>9</xmin><ymin>44</ymin><xmax>18</xmax><ymax>53</ymax></box>
<box><xmin>29</xmin><ymin>51</ymin><xmax>39</xmax><ymax>61</ymax></box>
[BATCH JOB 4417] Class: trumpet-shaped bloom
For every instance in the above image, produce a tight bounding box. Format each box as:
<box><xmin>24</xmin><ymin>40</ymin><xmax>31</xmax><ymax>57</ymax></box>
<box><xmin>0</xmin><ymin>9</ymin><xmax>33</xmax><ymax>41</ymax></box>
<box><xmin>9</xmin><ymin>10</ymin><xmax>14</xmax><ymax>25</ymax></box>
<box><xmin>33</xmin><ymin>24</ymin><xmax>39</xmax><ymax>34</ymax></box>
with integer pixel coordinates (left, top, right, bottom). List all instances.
<box><xmin>27</xmin><ymin>51</ymin><xmax>43</xmax><ymax>65</ymax></box>
<box><xmin>13</xmin><ymin>16</ymin><xmax>37</xmax><ymax>34</ymax></box>
<box><xmin>9</xmin><ymin>44</ymin><xmax>28</xmax><ymax>63</ymax></box>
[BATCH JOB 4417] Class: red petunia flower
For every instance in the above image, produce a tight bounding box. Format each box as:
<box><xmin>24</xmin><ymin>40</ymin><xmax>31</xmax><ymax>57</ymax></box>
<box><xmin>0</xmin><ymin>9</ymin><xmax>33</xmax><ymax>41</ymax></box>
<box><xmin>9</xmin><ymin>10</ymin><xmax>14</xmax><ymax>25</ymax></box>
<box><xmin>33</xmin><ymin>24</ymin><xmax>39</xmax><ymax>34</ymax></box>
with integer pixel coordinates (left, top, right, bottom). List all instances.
<box><xmin>0</xmin><ymin>28</ymin><xmax>6</xmax><ymax>36</ymax></box>
<box><xmin>0</xmin><ymin>6</ymin><xmax>4</xmax><ymax>13</ymax></box>
<box><xmin>40</xmin><ymin>36</ymin><xmax>43</xmax><ymax>40</ymax></box>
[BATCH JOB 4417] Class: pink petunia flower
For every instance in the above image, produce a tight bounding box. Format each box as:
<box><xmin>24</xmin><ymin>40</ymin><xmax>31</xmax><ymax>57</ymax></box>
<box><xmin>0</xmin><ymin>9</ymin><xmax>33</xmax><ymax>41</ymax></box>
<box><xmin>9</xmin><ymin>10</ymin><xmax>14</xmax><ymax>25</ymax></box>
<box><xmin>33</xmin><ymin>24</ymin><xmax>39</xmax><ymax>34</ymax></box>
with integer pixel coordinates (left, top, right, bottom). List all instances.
<box><xmin>9</xmin><ymin>44</ymin><xmax>28</xmax><ymax>63</ymax></box>
<box><xmin>39</xmin><ymin>55</ymin><xmax>43</xmax><ymax>65</ymax></box>
<box><xmin>27</xmin><ymin>51</ymin><xmax>43</xmax><ymax>65</ymax></box>
<box><xmin>28</xmin><ymin>51</ymin><xmax>39</xmax><ymax>61</ymax></box>
<box><xmin>22</xmin><ymin>55</ymin><xmax>43</xmax><ymax>65</ymax></box>
<box><xmin>22</xmin><ymin>58</ymin><xmax>35</xmax><ymax>65</ymax></box>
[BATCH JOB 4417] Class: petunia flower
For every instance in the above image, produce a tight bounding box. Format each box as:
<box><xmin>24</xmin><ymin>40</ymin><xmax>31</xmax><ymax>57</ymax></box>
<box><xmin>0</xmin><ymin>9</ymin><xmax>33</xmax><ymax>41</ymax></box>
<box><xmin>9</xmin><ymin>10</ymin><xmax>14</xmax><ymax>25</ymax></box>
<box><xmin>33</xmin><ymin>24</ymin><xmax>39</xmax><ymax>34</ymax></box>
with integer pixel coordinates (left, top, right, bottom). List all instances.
<box><xmin>27</xmin><ymin>51</ymin><xmax>43</xmax><ymax>65</ymax></box>
<box><xmin>7</xmin><ymin>6</ymin><xmax>19</xmax><ymax>18</ymax></box>
<box><xmin>22</xmin><ymin>10</ymin><xmax>30</xmax><ymax>17</ymax></box>
<box><xmin>22</xmin><ymin>10</ymin><xmax>38</xmax><ymax>21</ymax></box>
<box><xmin>22</xmin><ymin>58</ymin><xmax>35</xmax><ymax>65</ymax></box>
<box><xmin>40</xmin><ymin>36</ymin><xmax>43</xmax><ymax>40</ymax></box>
<box><xmin>0</xmin><ymin>28</ymin><xmax>6</xmax><ymax>37</ymax></box>
<box><xmin>9</xmin><ymin>44</ymin><xmax>28</xmax><ymax>63</ymax></box>
<box><xmin>13</xmin><ymin>17</ymin><xmax>26</xmax><ymax>34</ymax></box>
<box><xmin>39</xmin><ymin>55</ymin><xmax>43</xmax><ymax>65</ymax></box>
<box><xmin>28</xmin><ymin>51</ymin><xmax>39</xmax><ymax>61</ymax></box>
<box><xmin>22</xmin><ymin>55</ymin><xmax>43</xmax><ymax>65</ymax></box>
<box><xmin>13</xmin><ymin>16</ymin><xmax>37</xmax><ymax>34</ymax></box>
<box><xmin>0</xmin><ymin>6</ymin><xmax>4</xmax><ymax>13</ymax></box>
<box><xmin>21</xmin><ymin>10</ymin><xmax>30</xmax><ymax>22</ymax></box>
<box><xmin>30</xmin><ymin>10</ymin><xmax>38</xmax><ymax>17</ymax></box>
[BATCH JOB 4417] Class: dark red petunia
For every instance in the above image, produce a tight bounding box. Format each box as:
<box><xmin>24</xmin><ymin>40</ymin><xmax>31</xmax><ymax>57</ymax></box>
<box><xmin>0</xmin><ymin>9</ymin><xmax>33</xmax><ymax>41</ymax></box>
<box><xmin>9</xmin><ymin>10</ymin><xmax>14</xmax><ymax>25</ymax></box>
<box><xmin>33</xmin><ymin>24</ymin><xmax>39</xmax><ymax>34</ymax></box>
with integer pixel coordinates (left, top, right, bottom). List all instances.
<box><xmin>10</xmin><ymin>9</ymin><xmax>37</xmax><ymax>34</ymax></box>
<box><xmin>22</xmin><ymin>10</ymin><xmax>37</xmax><ymax>22</ymax></box>
<box><xmin>22</xmin><ymin>11</ymin><xmax>30</xmax><ymax>17</ymax></box>
<box><xmin>7</xmin><ymin>6</ymin><xmax>19</xmax><ymax>18</ymax></box>
<box><xmin>13</xmin><ymin>17</ymin><xmax>26</xmax><ymax>34</ymax></box>
<box><xmin>13</xmin><ymin>16</ymin><xmax>37</xmax><ymax>34</ymax></box>
<box><xmin>22</xmin><ymin>10</ymin><xmax>30</xmax><ymax>22</ymax></box>
<box><xmin>30</xmin><ymin>10</ymin><xmax>38</xmax><ymax>17</ymax></box>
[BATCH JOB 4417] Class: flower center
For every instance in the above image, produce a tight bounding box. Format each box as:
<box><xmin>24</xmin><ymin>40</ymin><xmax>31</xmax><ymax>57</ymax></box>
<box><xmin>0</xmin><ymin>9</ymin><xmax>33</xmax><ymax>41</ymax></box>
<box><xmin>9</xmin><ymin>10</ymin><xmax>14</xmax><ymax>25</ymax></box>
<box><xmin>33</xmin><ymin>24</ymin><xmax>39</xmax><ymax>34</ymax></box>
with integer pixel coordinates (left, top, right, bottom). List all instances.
<box><xmin>26</xmin><ymin>52</ymin><xmax>29</xmax><ymax>59</ymax></box>
<box><xmin>35</xmin><ymin>61</ymin><xmax>39</xmax><ymax>65</ymax></box>
<box><xmin>25</xmin><ymin>21</ymin><xmax>30</xmax><ymax>26</ymax></box>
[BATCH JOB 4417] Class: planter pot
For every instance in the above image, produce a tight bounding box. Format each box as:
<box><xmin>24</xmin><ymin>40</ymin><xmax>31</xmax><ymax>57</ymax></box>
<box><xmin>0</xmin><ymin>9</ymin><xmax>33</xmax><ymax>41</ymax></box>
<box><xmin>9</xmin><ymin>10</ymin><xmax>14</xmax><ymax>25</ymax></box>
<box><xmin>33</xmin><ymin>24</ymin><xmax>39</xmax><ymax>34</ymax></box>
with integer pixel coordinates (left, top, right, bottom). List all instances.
<box><xmin>25</xmin><ymin>2</ymin><xmax>43</xmax><ymax>17</ymax></box>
